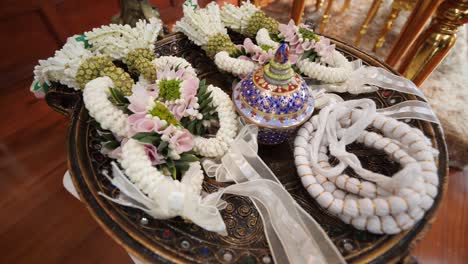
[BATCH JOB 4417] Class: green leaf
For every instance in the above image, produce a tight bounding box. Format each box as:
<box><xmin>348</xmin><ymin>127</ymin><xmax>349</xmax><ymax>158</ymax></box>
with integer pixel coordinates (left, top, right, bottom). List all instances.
<box><xmin>195</xmin><ymin>121</ymin><xmax>203</xmax><ymax>135</ymax></box>
<box><xmin>199</xmin><ymin>97</ymin><xmax>213</xmax><ymax>109</ymax></box>
<box><xmin>174</xmin><ymin>161</ymin><xmax>190</xmax><ymax>175</ymax></box>
<box><xmin>133</xmin><ymin>132</ymin><xmax>157</xmax><ymax>140</ymax></box>
<box><xmin>187</xmin><ymin>121</ymin><xmax>196</xmax><ymax>134</ymax></box>
<box><xmin>168</xmin><ymin>159</ymin><xmax>177</xmax><ymax>180</ymax></box>
<box><xmin>103</xmin><ymin>141</ymin><xmax>120</xmax><ymax>150</ymax></box>
<box><xmin>201</xmin><ymin>105</ymin><xmax>216</xmax><ymax>115</ymax></box>
<box><xmin>109</xmin><ymin>87</ymin><xmax>129</xmax><ymax>105</ymax></box>
<box><xmin>179</xmin><ymin>153</ymin><xmax>199</xmax><ymax>162</ymax></box>
<box><xmin>157</xmin><ymin>141</ymin><xmax>169</xmax><ymax>153</ymax></box>
<box><xmin>100</xmin><ymin>132</ymin><xmax>115</xmax><ymax>141</ymax></box>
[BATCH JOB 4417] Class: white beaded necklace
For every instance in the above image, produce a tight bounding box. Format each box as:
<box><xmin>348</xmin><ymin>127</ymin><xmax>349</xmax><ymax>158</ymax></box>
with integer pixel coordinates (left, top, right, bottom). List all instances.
<box><xmin>294</xmin><ymin>99</ymin><xmax>439</xmax><ymax>234</ymax></box>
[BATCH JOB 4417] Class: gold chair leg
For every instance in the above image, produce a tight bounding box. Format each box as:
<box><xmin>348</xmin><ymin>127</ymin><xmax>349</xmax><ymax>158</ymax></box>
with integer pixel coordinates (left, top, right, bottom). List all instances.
<box><xmin>340</xmin><ymin>0</ymin><xmax>352</xmax><ymax>14</ymax></box>
<box><xmin>315</xmin><ymin>0</ymin><xmax>325</xmax><ymax>11</ymax></box>
<box><xmin>355</xmin><ymin>0</ymin><xmax>384</xmax><ymax>46</ymax></box>
<box><xmin>291</xmin><ymin>0</ymin><xmax>306</xmax><ymax>24</ymax></box>
<box><xmin>399</xmin><ymin>0</ymin><xmax>468</xmax><ymax>85</ymax></box>
<box><xmin>373</xmin><ymin>7</ymin><xmax>401</xmax><ymax>51</ymax></box>
<box><xmin>386</xmin><ymin>0</ymin><xmax>440</xmax><ymax>67</ymax></box>
<box><xmin>318</xmin><ymin>0</ymin><xmax>335</xmax><ymax>33</ymax></box>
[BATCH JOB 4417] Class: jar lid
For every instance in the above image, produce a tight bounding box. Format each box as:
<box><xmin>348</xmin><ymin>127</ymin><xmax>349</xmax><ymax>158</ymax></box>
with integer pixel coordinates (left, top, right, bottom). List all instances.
<box><xmin>233</xmin><ymin>43</ymin><xmax>315</xmax><ymax>129</ymax></box>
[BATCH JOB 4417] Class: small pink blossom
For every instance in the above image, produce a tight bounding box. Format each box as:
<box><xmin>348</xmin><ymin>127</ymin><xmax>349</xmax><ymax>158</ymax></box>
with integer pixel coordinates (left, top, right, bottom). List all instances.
<box><xmin>242</xmin><ymin>38</ymin><xmax>274</xmax><ymax>64</ymax></box>
<box><xmin>170</xmin><ymin>129</ymin><xmax>194</xmax><ymax>153</ymax></box>
<box><xmin>181</xmin><ymin>77</ymin><xmax>199</xmax><ymax>102</ymax></box>
<box><xmin>315</xmin><ymin>37</ymin><xmax>335</xmax><ymax>65</ymax></box>
<box><xmin>127</xmin><ymin>84</ymin><xmax>157</xmax><ymax>114</ymax></box>
<box><xmin>144</xmin><ymin>144</ymin><xmax>165</xmax><ymax>165</ymax></box>
<box><xmin>168</xmin><ymin>103</ymin><xmax>187</xmax><ymax>120</ymax></box>
<box><xmin>128</xmin><ymin>113</ymin><xmax>164</xmax><ymax>134</ymax></box>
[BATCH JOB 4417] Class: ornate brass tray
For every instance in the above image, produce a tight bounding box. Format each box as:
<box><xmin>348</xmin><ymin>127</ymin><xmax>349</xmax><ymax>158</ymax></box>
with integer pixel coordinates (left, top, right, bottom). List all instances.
<box><xmin>46</xmin><ymin>33</ymin><xmax>448</xmax><ymax>264</ymax></box>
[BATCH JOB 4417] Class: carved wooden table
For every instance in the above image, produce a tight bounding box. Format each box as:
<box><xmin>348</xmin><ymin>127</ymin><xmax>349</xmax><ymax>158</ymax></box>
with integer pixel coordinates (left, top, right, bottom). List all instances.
<box><xmin>46</xmin><ymin>32</ymin><xmax>448</xmax><ymax>264</ymax></box>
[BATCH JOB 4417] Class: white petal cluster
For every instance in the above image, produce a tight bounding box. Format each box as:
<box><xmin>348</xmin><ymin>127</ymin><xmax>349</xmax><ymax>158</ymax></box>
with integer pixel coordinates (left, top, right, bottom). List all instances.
<box><xmin>83</xmin><ymin>77</ymin><xmax>130</xmax><ymax>137</ymax></box>
<box><xmin>85</xmin><ymin>17</ymin><xmax>163</xmax><ymax>60</ymax></box>
<box><xmin>33</xmin><ymin>36</ymin><xmax>92</xmax><ymax>90</ymax></box>
<box><xmin>174</xmin><ymin>2</ymin><xmax>227</xmax><ymax>46</ymax></box>
<box><xmin>193</xmin><ymin>85</ymin><xmax>238</xmax><ymax>158</ymax></box>
<box><xmin>295</xmin><ymin>108</ymin><xmax>438</xmax><ymax>234</ymax></box>
<box><xmin>119</xmin><ymin>139</ymin><xmax>204</xmax><ymax>218</ymax></box>
<box><xmin>296</xmin><ymin>50</ymin><xmax>353</xmax><ymax>83</ymax></box>
<box><xmin>256</xmin><ymin>28</ymin><xmax>279</xmax><ymax>48</ymax></box>
<box><xmin>152</xmin><ymin>56</ymin><xmax>197</xmax><ymax>78</ymax></box>
<box><xmin>214</xmin><ymin>51</ymin><xmax>257</xmax><ymax>78</ymax></box>
<box><xmin>220</xmin><ymin>2</ymin><xmax>258</xmax><ymax>34</ymax></box>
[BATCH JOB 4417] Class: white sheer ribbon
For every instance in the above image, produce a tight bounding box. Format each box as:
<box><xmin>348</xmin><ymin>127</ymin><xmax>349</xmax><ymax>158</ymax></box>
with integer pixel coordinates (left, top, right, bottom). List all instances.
<box><xmin>99</xmin><ymin>165</ymin><xmax>228</xmax><ymax>235</ymax></box>
<box><xmin>203</xmin><ymin>125</ymin><xmax>346</xmax><ymax>264</ymax></box>
<box><xmin>99</xmin><ymin>125</ymin><xmax>345</xmax><ymax>264</ymax></box>
<box><xmin>309</xmin><ymin>62</ymin><xmax>440</xmax><ymax>125</ymax></box>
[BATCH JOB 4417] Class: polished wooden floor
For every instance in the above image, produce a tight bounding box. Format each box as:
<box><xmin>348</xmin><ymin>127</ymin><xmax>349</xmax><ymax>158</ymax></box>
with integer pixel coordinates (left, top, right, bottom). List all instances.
<box><xmin>0</xmin><ymin>77</ymin><xmax>466</xmax><ymax>263</ymax></box>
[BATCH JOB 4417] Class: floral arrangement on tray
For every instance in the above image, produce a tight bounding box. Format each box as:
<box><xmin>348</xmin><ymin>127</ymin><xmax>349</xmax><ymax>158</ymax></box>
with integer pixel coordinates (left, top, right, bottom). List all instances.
<box><xmin>32</xmin><ymin>16</ymin><xmax>239</xmax><ymax>233</ymax></box>
<box><xmin>31</xmin><ymin>1</ymin><xmax>442</xmax><ymax>263</ymax></box>
<box><xmin>174</xmin><ymin>1</ymin><xmax>353</xmax><ymax>84</ymax></box>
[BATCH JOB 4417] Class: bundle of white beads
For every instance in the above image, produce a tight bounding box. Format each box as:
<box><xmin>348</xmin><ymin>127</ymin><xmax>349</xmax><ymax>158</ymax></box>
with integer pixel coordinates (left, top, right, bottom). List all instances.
<box><xmin>294</xmin><ymin>99</ymin><xmax>439</xmax><ymax>234</ymax></box>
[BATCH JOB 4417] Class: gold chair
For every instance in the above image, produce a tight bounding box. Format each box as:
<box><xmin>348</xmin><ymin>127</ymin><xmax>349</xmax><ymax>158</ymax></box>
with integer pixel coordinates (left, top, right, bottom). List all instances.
<box><xmin>355</xmin><ymin>0</ymin><xmax>419</xmax><ymax>51</ymax></box>
<box><xmin>290</xmin><ymin>0</ymin><xmax>351</xmax><ymax>31</ymax></box>
<box><xmin>398</xmin><ymin>0</ymin><xmax>468</xmax><ymax>85</ymax></box>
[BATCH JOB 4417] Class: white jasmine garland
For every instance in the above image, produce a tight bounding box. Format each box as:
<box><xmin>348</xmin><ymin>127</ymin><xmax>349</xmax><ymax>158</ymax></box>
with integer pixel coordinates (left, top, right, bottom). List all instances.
<box><xmin>256</xmin><ymin>28</ymin><xmax>279</xmax><ymax>49</ymax></box>
<box><xmin>174</xmin><ymin>2</ymin><xmax>227</xmax><ymax>46</ymax></box>
<box><xmin>192</xmin><ymin>85</ymin><xmax>238</xmax><ymax>158</ymax></box>
<box><xmin>296</xmin><ymin>50</ymin><xmax>353</xmax><ymax>83</ymax></box>
<box><xmin>33</xmin><ymin>36</ymin><xmax>93</xmax><ymax>90</ymax></box>
<box><xmin>85</xmin><ymin>17</ymin><xmax>163</xmax><ymax>60</ymax></box>
<box><xmin>152</xmin><ymin>56</ymin><xmax>197</xmax><ymax>78</ymax></box>
<box><xmin>83</xmin><ymin>77</ymin><xmax>130</xmax><ymax>137</ymax></box>
<box><xmin>119</xmin><ymin>138</ymin><xmax>204</xmax><ymax>215</ymax></box>
<box><xmin>214</xmin><ymin>51</ymin><xmax>257</xmax><ymax>77</ymax></box>
<box><xmin>220</xmin><ymin>2</ymin><xmax>259</xmax><ymax>34</ymax></box>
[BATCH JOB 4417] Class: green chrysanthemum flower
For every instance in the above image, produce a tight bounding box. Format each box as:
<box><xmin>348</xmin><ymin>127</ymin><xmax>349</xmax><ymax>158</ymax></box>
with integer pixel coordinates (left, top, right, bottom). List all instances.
<box><xmin>99</xmin><ymin>65</ymin><xmax>134</xmax><ymax>96</ymax></box>
<box><xmin>149</xmin><ymin>101</ymin><xmax>179</xmax><ymax>125</ymax></box>
<box><xmin>245</xmin><ymin>11</ymin><xmax>279</xmax><ymax>38</ymax></box>
<box><xmin>125</xmin><ymin>48</ymin><xmax>156</xmax><ymax>82</ymax></box>
<box><xmin>299</xmin><ymin>27</ymin><xmax>320</xmax><ymax>42</ymax></box>
<box><xmin>75</xmin><ymin>56</ymin><xmax>114</xmax><ymax>89</ymax></box>
<box><xmin>204</xmin><ymin>33</ymin><xmax>240</xmax><ymax>58</ymax></box>
<box><xmin>158</xmin><ymin>79</ymin><xmax>182</xmax><ymax>101</ymax></box>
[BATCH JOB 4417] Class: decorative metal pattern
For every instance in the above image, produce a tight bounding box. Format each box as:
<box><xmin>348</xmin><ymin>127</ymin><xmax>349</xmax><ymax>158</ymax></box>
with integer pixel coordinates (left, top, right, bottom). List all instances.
<box><xmin>48</xmin><ymin>33</ymin><xmax>448</xmax><ymax>264</ymax></box>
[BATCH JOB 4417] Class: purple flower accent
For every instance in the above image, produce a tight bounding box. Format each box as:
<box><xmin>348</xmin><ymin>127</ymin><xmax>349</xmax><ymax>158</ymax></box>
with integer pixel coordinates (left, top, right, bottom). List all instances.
<box><xmin>144</xmin><ymin>144</ymin><xmax>166</xmax><ymax>165</ymax></box>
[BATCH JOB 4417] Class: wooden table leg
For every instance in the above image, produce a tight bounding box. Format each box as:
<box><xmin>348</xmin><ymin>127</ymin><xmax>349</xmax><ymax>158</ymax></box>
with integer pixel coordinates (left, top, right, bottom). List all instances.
<box><xmin>318</xmin><ymin>0</ymin><xmax>335</xmax><ymax>33</ymax></box>
<box><xmin>355</xmin><ymin>0</ymin><xmax>383</xmax><ymax>46</ymax></box>
<box><xmin>291</xmin><ymin>0</ymin><xmax>306</xmax><ymax>24</ymax></box>
<box><xmin>373</xmin><ymin>6</ymin><xmax>401</xmax><ymax>51</ymax></box>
